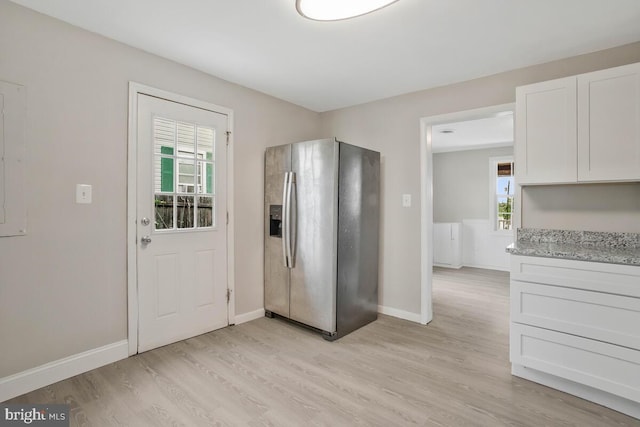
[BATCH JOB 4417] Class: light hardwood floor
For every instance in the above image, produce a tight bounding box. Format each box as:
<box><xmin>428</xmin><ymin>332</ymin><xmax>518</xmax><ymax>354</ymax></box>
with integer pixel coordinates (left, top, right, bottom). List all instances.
<box><xmin>7</xmin><ymin>267</ymin><xmax>640</xmax><ymax>426</ymax></box>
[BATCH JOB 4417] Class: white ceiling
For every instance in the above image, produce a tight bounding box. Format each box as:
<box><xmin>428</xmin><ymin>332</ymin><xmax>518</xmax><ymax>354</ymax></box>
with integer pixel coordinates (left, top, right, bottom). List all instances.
<box><xmin>10</xmin><ymin>0</ymin><xmax>640</xmax><ymax>112</ymax></box>
<box><xmin>432</xmin><ymin>113</ymin><xmax>513</xmax><ymax>153</ymax></box>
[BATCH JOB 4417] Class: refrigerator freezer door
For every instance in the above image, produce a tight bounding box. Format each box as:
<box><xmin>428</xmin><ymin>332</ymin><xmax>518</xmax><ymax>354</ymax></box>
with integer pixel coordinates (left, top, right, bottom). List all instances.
<box><xmin>290</xmin><ymin>139</ymin><xmax>339</xmax><ymax>333</ymax></box>
<box><xmin>264</xmin><ymin>144</ymin><xmax>292</xmax><ymax>317</ymax></box>
<box><xmin>337</xmin><ymin>143</ymin><xmax>380</xmax><ymax>337</ymax></box>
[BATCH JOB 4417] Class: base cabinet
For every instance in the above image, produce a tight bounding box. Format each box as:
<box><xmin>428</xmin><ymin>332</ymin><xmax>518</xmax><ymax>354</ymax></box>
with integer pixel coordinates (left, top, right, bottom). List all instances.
<box><xmin>433</xmin><ymin>222</ymin><xmax>462</xmax><ymax>268</ymax></box>
<box><xmin>509</xmin><ymin>255</ymin><xmax>640</xmax><ymax>419</ymax></box>
<box><xmin>511</xmin><ymin>280</ymin><xmax>640</xmax><ymax>349</ymax></box>
<box><xmin>511</xmin><ymin>324</ymin><xmax>640</xmax><ymax>403</ymax></box>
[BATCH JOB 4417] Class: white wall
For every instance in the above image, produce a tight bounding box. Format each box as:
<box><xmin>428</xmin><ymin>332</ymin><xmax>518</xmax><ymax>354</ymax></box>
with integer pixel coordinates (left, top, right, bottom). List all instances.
<box><xmin>433</xmin><ymin>147</ymin><xmax>513</xmax><ymax>223</ymax></box>
<box><xmin>320</xmin><ymin>42</ymin><xmax>640</xmax><ymax>317</ymax></box>
<box><xmin>461</xmin><ymin>220</ymin><xmax>512</xmax><ymax>271</ymax></box>
<box><xmin>0</xmin><ymin>0</ymin><xmax>320</xmax><ymax>379</ymax></box>
<box><xmin>522</xmin><ymin>183</ymin><xmax>640</xmax><ymax>232</ymax></box>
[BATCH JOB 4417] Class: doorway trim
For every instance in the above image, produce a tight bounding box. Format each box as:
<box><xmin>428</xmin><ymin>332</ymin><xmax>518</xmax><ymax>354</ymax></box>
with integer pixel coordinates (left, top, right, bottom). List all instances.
<box><xmin>419</xmin><ymin>103</ymin><xmax>515</xmax><ymax>325</ymax></box>
<box><xmin>127</xmin><ymin>82</ymin><xmax>235</xmax><ymax>356</ymax></box>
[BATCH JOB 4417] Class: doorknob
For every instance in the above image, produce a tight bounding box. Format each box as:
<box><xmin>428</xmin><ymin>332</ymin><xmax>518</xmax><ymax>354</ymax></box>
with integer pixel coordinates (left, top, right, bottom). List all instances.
<box><xmin>140</xmin><ymin>217</ymin><xmax>151</xmax><ymax>226</ymax></box>
<box><xmin>141</xmin><ymin>236</ymin><xmax>152</xmax><ymax>244</ymax></box>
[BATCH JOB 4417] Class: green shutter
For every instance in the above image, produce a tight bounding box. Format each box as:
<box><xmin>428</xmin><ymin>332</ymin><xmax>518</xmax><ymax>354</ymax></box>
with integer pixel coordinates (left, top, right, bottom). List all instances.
<box><xmin>206</xmin><ymin>153</ymin><xmax>213</xmax><ymax>193</ymax></box>
<box><xmin>160</xmin><ymin>146</ymin><xmax>174</xmax><ymax>192</ymax></box>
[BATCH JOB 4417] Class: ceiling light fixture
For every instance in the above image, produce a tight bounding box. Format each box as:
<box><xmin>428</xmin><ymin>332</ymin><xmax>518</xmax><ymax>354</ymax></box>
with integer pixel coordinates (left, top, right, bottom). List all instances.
<box><xmin>296</xmin><ymin>0</ymin><xmax>400</xmax><ymax>21</ymax></box>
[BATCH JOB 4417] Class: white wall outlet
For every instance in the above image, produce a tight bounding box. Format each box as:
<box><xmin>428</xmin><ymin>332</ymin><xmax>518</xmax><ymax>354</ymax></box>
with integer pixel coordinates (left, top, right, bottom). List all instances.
<box><xmin>76</xmin><ymin>184</ymin><xmax>92</xmax><ymax>204</ymax></box>
<box><xmin>402</xmin><ymin>194</ymin><xmax>412</xmax><ymax>207</ymax></box>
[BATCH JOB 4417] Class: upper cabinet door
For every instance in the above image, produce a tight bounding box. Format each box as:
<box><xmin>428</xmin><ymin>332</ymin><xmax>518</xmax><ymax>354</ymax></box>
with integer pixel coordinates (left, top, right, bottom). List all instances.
<box><xmin>515</xmin><ymin>77</ymin><xmax>577</xmax><ymax>185</ymax></box>
<box><xmin>577</xmin><ymin>62</ymin><xmax>640</xmax><ymax>182</ymax></box>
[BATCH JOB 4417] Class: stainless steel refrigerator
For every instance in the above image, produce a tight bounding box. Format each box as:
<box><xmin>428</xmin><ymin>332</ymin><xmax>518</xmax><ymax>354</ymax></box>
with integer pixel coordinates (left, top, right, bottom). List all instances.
<box><xmin>264</xmin><ymin>138</ymin><xmax>380</xmax><ymax>340</ymax></box>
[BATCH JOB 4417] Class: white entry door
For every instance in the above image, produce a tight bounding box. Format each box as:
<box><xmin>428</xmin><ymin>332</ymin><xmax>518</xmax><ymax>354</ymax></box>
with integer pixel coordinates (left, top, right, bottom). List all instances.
<box><xmin>137</xmin><ymin>94</ymin><xmax>228</xmax><ymax>353</ymax></box>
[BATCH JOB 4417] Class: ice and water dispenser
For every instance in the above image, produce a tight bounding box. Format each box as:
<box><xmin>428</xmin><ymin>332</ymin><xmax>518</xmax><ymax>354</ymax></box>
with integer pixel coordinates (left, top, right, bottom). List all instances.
<box><xmin>269</xmin><ymin>205</ymin><xmax>282</xmax><ymax>238</ymax></box>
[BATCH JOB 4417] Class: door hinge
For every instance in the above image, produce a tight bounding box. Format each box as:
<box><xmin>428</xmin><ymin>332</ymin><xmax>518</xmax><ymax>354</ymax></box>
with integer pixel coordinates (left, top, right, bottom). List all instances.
<box><xmin>226</xmin><ymin>289</ymin><xmax>231</xmax><ymax>304</ymax></box>
<box><xmin>226</xmin><ymin>131</ymin><xmax>231</xmax><ymax>146</ymax></box>
<box><xmin>226</xmin><ymin>211</ymin><xmax>229</xmax><ymax>225</ymax></box>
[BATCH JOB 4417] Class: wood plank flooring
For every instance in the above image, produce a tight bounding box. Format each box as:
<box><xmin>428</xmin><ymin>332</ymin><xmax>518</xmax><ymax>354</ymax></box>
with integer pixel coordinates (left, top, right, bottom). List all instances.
<box><xmin>6</xmin><ymin>267</ymin><xmax>640</xmax><ymax>426</ymax></box>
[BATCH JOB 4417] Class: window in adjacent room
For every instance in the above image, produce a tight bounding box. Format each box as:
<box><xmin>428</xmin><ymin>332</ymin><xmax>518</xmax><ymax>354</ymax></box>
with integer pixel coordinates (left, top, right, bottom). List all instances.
<box><xmin>490</xmin><ymin>156</ymin><xmax>514</xmax><ymax>232</ymax></box>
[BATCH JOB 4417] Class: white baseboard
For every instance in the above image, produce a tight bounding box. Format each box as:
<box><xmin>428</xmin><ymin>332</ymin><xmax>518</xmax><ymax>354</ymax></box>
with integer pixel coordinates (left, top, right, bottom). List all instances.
<box><xmin>462</xmin><ymin>263</ymin><xmax>510</xmax><ymax>272</ymax></box>
<box><xmin>0</xmin><ymin>340</ymin><xmax>128</xmax><ymax>402</ymax></box>
<box><xmin>378</xmin><ymin>305</ymin><xmax>422</xmax><ymax>323</ymax></box>
<box><xmin>234</xmin><ymin>308</ymin><xmax>265</xmax><ymax>325</ymax></box>
<box><xmin>433</xmin><ymin>263</ymin><xmax>463</xmax><ymax>269</ymax></box>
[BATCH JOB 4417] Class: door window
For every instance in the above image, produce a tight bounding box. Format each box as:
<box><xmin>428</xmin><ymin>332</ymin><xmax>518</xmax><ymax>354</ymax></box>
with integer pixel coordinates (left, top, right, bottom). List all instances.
<box><xmin>153</xmin><ymin>116</ymin><xmax>215</xmax><ymax>230</ymax></box>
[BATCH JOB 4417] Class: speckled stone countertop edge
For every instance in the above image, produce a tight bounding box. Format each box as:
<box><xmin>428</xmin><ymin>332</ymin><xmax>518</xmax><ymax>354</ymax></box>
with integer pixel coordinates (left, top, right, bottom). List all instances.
<box><xmin>505</xmin><ymin>228</ymin><xmax>640</xmax><ymax>266</ymax></box>
<box><xmin>506</xmin><ymin>242</ymin><xmax>640</xmax><ymax>266</ymax></box>
<box><xmin>516</xmin><ymin>228</ymin><xmax>640</xmax><ymax>249</ymax></box>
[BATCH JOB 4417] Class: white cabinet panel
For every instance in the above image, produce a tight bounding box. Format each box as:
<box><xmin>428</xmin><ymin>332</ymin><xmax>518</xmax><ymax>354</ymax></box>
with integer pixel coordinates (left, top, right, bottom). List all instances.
<box><xmin>510</xmin><ymin>255</ymin><xmax>640</xmax><ymax>297</ymax></box>
<box><xmin>511</xmin><ymin>324</ymin><xmax>640</xmax><ymax>403</ymax></box>
<box><xmin>433</xmin><ymin>222</ymin><xmax>462</xmax><ymax>268</ymax></box>
<box><xmin>509</xmin><ymin>255</ymin><xmax>640</xmax><ymax>415</ymax></box>
<box><xmin>511</xmin><ymin>280</ymin><xmax>640</xmax><ymax>350</ymax></box>
<box><xmin>515</xmin><ymin>77</ymin><xmax>577</xmax><ymax>184</ymax></box>
<box><xmin>578</xmin><ymin>62</ymin><xmax>640</xmax><ymax>182</ymax></box>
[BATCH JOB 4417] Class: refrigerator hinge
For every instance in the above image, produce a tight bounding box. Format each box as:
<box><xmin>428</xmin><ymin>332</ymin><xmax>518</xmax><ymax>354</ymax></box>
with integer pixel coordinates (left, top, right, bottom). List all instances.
<box><xmin>226</xmin><ymin>131</ymin><xmax>231</xmax><ymax>146</ymax></box>
<box><xmin>226</xmin><ymin>288</ymin><xmax>231</xmax><ymax>304</ymax></box>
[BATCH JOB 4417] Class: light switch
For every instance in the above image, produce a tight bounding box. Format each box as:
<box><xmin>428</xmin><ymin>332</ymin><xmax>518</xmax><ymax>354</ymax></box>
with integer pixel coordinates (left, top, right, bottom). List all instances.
<box><xmin>76</xmin><ymin>184</ymin><xmax>92</xmax><ymax>204</ymax></box>
<box><xmin>402</xmin><ymin>194</ymin><xmax>412</xmax><ymax>207</ymax></box>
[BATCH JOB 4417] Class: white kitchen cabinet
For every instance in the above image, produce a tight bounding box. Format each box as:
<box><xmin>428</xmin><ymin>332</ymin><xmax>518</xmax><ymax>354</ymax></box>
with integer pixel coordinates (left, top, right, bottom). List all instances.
<box><xmin>509</xmin><ymin>255</ymin><xmax>640</xmax><ymax>419</ymax></box>
<box><xmin>511</xmin><ymin>324</ymin><xmax>640</xmax><ymax>404</ymax></box>
<box><xmin>515</xmin><ymin>61</ymin><xmax>640</xmax><ymax>185</ymax></box>
<box><xmin>511</xmin><ymin>280</ymin><xmax>640</xmax><ymax>350</ymax></box>
<box><xmin>578</xmin><ymin>62</ymin><xmax>640</xmax><ymax>182</ymax></box>
<box><xmin>515</xmin><ymin>77</ymin><xmax>577</xmax><ymax>184</ymax></box>
<box><xmin>433</xmin><ymin>222</ymin><xmax>462</xmax><ymax>268</ymax></box>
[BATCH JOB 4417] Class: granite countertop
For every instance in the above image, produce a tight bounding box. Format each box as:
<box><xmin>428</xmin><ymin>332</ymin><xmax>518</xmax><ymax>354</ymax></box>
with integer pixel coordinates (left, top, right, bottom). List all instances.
<box><xmin>506</xmin><ymin>228</ymin><xmax>640</xmax><ymax>266</ymax></box>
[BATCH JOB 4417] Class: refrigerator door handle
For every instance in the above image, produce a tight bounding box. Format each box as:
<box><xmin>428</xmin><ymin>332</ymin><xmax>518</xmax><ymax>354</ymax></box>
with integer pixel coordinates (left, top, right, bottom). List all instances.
<box><xmin>284</xmin><ymin>171</ymin><xmax>296</xmax><ymax>268</ymax></box>
<box><xmin>282</xmin><ymin>172</ymin><xmax>290</xmax><ymax>268</ymax></box>
<box><xmin>288</xmin><ymin>172</ymin><xmax>296</xmax><ymax>268</ymax></box>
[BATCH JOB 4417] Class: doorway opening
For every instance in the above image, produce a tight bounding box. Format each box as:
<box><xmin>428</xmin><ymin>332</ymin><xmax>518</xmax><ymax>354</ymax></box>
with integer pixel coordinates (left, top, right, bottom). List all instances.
<box><xmin>419</xmin><ymin>103</ymin><xmax>516</xmax><ymax>324</ymax></box>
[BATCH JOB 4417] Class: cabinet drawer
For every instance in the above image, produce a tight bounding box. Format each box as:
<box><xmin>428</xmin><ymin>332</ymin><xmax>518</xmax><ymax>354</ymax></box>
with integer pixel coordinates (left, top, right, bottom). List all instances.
<box><xmin>511</xmin><ymin>280</ymin><xmax>640</xmax><ymax>350</ymax></box>
<box><xmin>510</xmin><ymin>255</ymin><xmax>640</xmax><ymax>297</ymax></box>
<box><xmin>510</xmin><ymin>324</ymin><xmax>640</xmax><ymax>403</ymax></box>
